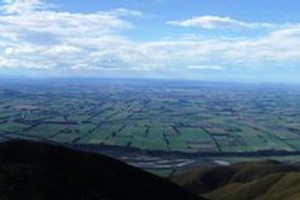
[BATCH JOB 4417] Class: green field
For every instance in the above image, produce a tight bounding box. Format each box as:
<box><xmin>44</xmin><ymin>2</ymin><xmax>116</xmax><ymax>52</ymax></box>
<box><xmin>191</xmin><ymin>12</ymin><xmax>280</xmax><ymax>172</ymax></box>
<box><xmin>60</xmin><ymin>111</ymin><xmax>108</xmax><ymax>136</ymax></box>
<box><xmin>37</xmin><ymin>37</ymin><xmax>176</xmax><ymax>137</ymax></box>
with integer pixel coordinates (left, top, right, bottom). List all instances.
<box><xmin>1</xmin><ymin>79</ymin><xmax>300</xmax><ymax>156</ymax></box>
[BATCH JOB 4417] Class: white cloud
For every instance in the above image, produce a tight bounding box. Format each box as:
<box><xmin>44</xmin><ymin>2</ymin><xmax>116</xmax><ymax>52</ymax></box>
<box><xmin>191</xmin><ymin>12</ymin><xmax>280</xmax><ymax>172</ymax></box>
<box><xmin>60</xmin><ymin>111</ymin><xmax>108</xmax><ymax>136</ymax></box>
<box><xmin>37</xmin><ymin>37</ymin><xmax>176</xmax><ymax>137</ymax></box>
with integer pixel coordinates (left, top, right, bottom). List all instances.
<box><xmin>109</xmin><ymin>8</ymin><xmax>143</xmax><ymax>17</ymax></box>
<box><xmin>4</xmin><ymin>47</ymin><xmax>14</xmax><ymax>55</ymax></box>
<box><xmin>0</xmin><ymin>0</ymin><xmax>143</xmax><ymax>70</ymax></box>
<box><xmin>0</xmin><ymin>56</ymin><xmax>18</xmax><ymax>67</ymax></box>
<box><xmin>0</xmin><ymin>0</ymin><xmax>53</xmax><ymax>14</ymax></box>
<box><xmin>187</xmin><ymin>65</ymin><xmax>224</xmax><ymax>70</ymax></box>
<box><xmin>0</xmin><ymin>0</ymin><xmax>300</xmax><ymax>76</ymax></box>
<box><xmin>168</xmin><ymin>15</ymin><xmax>274</xmax><ymax>29</ymax></box>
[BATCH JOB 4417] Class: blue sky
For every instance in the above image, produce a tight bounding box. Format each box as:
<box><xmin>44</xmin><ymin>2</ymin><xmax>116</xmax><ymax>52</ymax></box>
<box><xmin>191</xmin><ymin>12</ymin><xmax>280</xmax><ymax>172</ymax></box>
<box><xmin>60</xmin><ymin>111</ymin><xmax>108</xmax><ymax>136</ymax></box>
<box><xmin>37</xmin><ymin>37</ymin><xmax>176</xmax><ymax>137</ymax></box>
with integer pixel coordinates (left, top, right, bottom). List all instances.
<box><xmin>1</xmin><ymin>0</ymin><xmax>300</xmax><ymax>82</ymax></box>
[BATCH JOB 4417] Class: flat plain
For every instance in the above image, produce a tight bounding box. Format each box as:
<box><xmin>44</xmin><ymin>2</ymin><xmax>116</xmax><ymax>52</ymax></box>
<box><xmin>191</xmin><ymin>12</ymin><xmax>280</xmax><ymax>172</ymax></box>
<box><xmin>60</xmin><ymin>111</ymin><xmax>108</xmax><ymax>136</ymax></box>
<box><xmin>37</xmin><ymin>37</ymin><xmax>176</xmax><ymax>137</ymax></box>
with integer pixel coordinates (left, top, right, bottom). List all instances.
<box><xmin>1</xmin><ymin>79</ymin><xmax>300</xmax><ymax>173</ymax></box>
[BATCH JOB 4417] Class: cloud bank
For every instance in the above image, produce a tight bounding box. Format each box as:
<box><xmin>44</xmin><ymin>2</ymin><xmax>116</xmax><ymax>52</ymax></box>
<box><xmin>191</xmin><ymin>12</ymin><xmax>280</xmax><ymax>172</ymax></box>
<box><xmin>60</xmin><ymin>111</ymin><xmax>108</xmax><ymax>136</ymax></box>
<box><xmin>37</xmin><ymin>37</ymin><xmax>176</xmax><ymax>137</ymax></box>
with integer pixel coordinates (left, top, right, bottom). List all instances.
<box><xmin>0</xmin><ymin>0</ymin><xmax>300</xmax><ymax>79</ymax></box>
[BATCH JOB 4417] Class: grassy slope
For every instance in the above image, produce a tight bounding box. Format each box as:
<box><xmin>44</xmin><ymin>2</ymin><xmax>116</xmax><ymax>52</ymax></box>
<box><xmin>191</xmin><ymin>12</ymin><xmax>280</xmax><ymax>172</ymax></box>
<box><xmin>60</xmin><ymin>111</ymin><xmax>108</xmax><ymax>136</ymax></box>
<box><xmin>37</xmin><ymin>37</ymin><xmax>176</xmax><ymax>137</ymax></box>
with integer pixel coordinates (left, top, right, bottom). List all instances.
<box><xmin>172</xmin><ymin>160</ymin><xmax>300</xmax><ymax>200</ymax></box>
<box><xmin>205</xmin><ymin>172</ymin><xmax>300</xmax><ymax>200</ymax></box>
<box><xmin>0</xmin><ymin>140</ymin><xmax>204</xmax><ymax>200</ymax></box>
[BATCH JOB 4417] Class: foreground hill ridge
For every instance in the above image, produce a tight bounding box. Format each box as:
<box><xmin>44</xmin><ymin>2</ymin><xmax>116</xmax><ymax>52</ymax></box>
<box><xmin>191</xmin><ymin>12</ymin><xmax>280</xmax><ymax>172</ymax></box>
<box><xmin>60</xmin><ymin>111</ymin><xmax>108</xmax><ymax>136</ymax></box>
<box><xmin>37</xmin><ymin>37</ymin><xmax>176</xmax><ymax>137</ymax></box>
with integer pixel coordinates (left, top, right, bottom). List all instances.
<box><xmin>3</xmin><ymin>139</ymin><xmax>300</xmax><ymax>200</ymax></box>
<box><xmin>172</xmin><ymin>160</ymin><xmax>300</xmax><ymax>200</ymax></box>
<box><xmin>0</xmin><ymin>140</ymin><xmax>204</xmax><ymax>200</ymax></box>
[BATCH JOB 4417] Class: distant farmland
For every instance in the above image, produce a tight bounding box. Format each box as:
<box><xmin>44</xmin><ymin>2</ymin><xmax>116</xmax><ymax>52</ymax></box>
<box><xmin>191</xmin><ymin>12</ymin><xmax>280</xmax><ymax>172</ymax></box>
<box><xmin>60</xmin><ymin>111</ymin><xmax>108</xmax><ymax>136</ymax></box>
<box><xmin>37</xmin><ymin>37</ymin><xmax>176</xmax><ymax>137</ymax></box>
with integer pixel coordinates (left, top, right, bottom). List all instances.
<box><xmin>1</xmin><ymin>79</ymin><xmax>300</xmax><ymax>158</ymax></box>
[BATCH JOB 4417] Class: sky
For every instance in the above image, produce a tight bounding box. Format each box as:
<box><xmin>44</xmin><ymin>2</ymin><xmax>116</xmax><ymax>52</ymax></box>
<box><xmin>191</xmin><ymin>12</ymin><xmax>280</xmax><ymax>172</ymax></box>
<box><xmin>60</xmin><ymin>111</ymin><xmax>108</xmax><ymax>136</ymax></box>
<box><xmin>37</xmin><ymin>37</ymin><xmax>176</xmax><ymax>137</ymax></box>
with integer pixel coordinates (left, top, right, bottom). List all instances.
<box><xmin>0</xmin><ymin>0</ymin><xmax>300</xmax><ymax>82</ymax></box>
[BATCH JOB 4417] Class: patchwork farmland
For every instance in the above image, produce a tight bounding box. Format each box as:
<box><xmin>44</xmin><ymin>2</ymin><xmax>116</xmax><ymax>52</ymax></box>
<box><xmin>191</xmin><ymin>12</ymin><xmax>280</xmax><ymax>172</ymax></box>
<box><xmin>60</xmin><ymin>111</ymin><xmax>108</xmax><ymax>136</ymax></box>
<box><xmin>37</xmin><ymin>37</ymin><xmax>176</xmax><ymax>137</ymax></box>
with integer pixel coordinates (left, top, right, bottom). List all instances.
<box><xmin>1</xmin><ymin>79</ymin><xmax>300</xmax><ymax>171</ymax></box>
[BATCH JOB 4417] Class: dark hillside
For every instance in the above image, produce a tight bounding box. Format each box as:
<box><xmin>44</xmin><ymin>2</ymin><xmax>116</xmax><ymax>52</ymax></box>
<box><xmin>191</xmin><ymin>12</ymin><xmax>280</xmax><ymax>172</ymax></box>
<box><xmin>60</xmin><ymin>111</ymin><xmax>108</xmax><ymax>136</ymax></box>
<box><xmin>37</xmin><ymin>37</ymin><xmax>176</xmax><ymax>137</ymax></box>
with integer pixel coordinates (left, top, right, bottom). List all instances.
<box><xmin>0</xmin><ymin>140</ymin><xmax>204</xmax><ymax>200</ymax></box>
